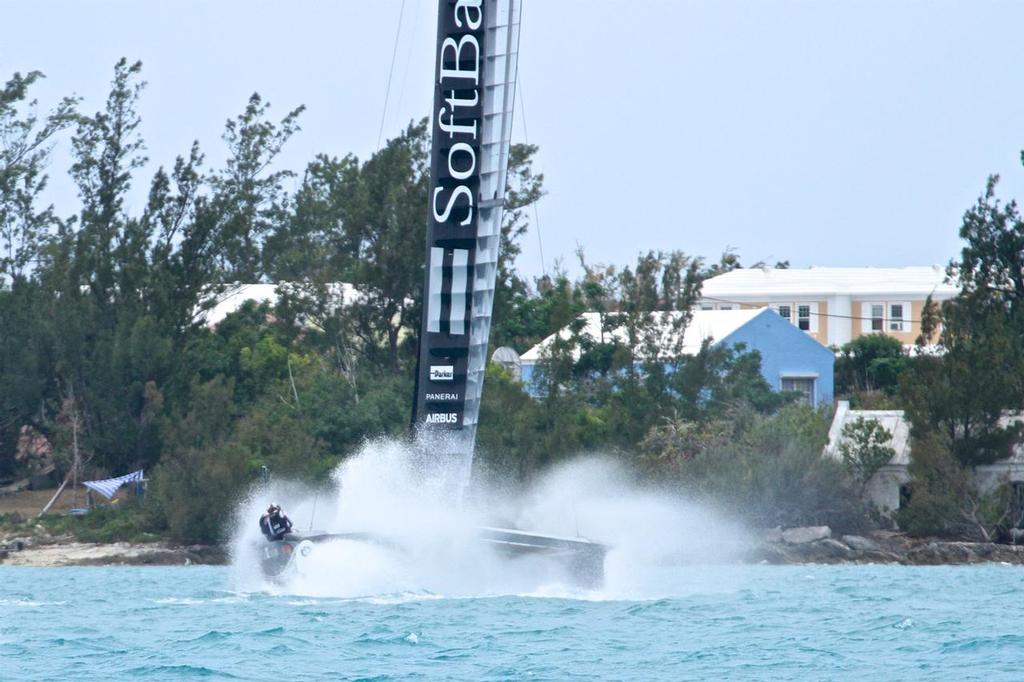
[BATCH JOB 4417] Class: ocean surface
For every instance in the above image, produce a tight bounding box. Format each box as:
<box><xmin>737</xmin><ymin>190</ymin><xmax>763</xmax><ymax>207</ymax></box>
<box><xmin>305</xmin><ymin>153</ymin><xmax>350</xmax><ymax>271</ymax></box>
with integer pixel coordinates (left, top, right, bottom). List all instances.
<box><xmin>2</xmin><ymin>564</ymin><xmax>1023</xmax><ymax>681</ymax></box>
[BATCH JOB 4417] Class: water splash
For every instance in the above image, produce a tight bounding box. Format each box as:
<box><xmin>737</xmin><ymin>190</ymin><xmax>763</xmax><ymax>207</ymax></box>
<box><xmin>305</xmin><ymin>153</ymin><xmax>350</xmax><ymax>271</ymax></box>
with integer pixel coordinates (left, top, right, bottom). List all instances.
<box><xmin>229</xmin><ymin>438</ymin><xmax>750</xmax><ymax>600</ymax></box>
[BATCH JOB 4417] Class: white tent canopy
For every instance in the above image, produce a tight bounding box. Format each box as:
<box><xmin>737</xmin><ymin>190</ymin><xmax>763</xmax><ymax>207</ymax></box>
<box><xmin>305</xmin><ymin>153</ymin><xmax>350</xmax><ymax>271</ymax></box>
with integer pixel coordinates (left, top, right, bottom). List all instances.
<box><xmin>82</xmin><ymin>470</ymin><xmax>144</xmax><ymax>500</ymax></box>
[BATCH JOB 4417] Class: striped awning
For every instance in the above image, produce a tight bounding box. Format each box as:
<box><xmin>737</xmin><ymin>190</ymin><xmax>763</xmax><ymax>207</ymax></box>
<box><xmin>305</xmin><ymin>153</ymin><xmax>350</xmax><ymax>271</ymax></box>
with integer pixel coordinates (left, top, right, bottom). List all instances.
<box><xmin>82</xmin><ymin>470</ymin><xmax>144</xmax><ymax>500</ymax></box>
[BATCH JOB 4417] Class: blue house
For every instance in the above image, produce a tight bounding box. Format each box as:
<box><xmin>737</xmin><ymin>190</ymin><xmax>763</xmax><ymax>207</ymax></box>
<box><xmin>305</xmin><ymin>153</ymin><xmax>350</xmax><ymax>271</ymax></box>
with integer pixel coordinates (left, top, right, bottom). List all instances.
<box><xmin>518</xmin><ymin>308</ymin><xmax>834</xmax><ymax>406</ymax></box>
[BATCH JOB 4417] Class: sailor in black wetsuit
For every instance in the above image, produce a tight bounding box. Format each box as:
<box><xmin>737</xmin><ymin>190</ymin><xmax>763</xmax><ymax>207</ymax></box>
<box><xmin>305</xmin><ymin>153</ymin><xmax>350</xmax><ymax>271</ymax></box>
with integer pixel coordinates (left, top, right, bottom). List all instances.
<box><xmin>259</xmin><ymin>504</ymin><xmax>293</xmax><ymax>541</ymax></box>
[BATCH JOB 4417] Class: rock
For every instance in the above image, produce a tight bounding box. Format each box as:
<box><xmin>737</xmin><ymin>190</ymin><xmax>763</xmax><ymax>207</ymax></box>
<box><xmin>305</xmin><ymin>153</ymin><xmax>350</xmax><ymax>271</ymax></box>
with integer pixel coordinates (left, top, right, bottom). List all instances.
<box><xmin>815</xmin><ymin>538</ymin><xmax>853</xmax><ymax>557</ymax></box>
<box><xmin>862</xmin><ymin>549</ymin><xmax>903</xmax><ymax>564</ymax></box>
<box><xmin>762</xmin><ymin>527</ymin><xmax>783</xmax><ymax>543</ymax></box>
<box><xmin>752</xmin><ymin>543</ymin><xmax>799</xmax><ymax>564</ymax></box>
<box><xmin>841</xmin><ymin>535</ymin><xmax>880</xmax><ymax>552</ymax></box>
<box><xmin>907</xmin><ymin>541</ymin><xmax>977</xmax><ymax>565</ymax></box>
<box><xmin>782</xmin><ymin>526</ymin><xmax>831</xmax><ymax>545</ymax></box>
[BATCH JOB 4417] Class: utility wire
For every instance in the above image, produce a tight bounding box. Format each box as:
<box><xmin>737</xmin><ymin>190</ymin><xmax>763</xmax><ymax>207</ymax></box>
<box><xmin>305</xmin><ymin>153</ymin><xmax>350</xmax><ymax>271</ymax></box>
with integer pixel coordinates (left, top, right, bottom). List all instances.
<box><xmin>377</xmin><ymin>0</ymin><xmax>407</xmax><ymax>150</ymax></box>
<box><xmin>699</xmin><ymin>295</ymin><xmax>932</xmax><ymax>325</ymax></box>
<box><xmin>393</xmin><ymin>0</ymin><xmax>422</xmax><ymax>124</ymax></box>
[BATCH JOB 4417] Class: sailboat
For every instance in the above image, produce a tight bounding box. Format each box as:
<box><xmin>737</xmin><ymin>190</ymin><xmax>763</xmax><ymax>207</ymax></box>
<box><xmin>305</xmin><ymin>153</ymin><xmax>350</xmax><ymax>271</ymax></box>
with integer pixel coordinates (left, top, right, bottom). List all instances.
<box><xmin>259</xmin><ymin>0</ymin><xmax>607</xmax><ymax>587</ymax></box>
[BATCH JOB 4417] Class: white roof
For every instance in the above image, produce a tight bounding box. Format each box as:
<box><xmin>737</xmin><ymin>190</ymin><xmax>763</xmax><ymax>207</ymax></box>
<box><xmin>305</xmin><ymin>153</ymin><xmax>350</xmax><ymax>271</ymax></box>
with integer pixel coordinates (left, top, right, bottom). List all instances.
<box><xmin>201</xmin><ymin>282</ymin><xmax>359</xmax><ymax>327</ymax></box>
<box><xmin>824</xmin><ymin>401</ymin><xmax>911</xmax><ymax>467</ymax></box>
<box><xmin>701</xmin><ymin>266</ymin><xmax>958</xmax><ymax>299</ymax></box>
<box><xmin>520</xmin><ymin>309</ymin><xmax>765</xmax><ymax>363</ymax></box>
<box><xmin>826</xmin><ymin>403</ymin><xmax>1024</xmax><ymax>468</ymax></box>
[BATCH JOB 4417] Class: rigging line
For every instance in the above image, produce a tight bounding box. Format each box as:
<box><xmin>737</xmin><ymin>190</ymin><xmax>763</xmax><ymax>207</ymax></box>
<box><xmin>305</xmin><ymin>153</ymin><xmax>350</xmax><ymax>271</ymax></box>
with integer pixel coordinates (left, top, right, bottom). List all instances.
<box><xmin>377</xmin><ymin>0</ymin><xmax>407</xmax><ymax>150</ymax></box>
<box><xmin>393</xmin><ymin>0</ymin><xmax>422</xmax><ymax>126</ymax></box>
<box><xmin>699</xmin><ymin>295</ymin><xmax>929</xmax><ymax>324</ymax></box>
<box><xmin>516</xmin><ymin>76</ymin><xmax>547</xmax><ymax>279</ymax></box>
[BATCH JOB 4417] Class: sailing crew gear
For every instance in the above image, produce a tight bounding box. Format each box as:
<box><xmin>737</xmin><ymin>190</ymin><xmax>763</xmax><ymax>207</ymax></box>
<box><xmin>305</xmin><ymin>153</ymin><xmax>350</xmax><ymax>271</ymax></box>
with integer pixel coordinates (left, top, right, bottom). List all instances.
<box><xmin>260</xmin><ymin>505</ymin><xmax>292</xmax><ymax>541</ymax></box>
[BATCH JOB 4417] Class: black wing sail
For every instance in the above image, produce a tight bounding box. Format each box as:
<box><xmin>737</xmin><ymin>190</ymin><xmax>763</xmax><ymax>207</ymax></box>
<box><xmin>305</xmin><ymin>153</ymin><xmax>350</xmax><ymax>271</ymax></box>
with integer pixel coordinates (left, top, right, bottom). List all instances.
<box><xmin>412</xmin><ymin>0</ymin><xmax>522</xmax><ymax>471</ymax></box>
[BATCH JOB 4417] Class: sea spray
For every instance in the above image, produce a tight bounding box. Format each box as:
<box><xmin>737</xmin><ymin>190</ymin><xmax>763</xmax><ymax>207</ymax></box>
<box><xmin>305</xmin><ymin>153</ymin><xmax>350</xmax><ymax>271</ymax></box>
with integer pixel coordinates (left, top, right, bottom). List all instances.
<box><xmin>229</xmin><ymin>438</ymin><xmax>750</xmax><ymax>599</ymax></box>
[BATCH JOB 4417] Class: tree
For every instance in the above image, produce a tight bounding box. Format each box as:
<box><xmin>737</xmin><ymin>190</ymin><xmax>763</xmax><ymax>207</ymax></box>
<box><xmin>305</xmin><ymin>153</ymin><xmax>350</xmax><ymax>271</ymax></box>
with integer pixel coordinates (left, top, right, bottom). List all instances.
<box><xmin>896</xmin><ymin>432</ymin><xmax>1015</xmax><ymax>541</ymax></box>
<box><xmin>954</xmin><ymin>170</ymin><xmax>1024</xmax><ymax>318</ymax></box>
<box><xmin>901</xmin><ymin>155</ymin><xmax>1024</xmax><ymax>467</ymax></box>
<box><xmin>835</xmin><ymin>334</ymin><xmax>907</xmax><ymax>396</ymax></box>
<box><xmin>213</xmin><ymin>94</ymin><xmax>304</xmax><ymax>282</ymax></box>
<box><xmin>643</xmin><ymin>404</ymin><xmax>869</xmax><ymax>531</ymax></box>
<box><xmin>0</xmin><ymin>71</ymin><xmax>76</xmax><ymax>475</ymax></box>
<box><xmin>0</xmin><ymin>71</ymin><xmax>77</xmax><ymax>285</ymax></box>
<box><xmin>490</xmin><ymin>142</ymin><xmax>546</xmax><ymax>349</ymax></box>
<box><xmin>838</xmin><ymin>417</ymin><xmax>896</xmax><ymax>490</ymax></box>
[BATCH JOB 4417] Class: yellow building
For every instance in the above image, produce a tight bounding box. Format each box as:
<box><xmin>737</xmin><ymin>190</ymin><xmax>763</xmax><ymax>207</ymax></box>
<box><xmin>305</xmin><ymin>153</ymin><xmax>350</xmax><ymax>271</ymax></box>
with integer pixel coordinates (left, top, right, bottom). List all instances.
<box><xmin>698</xmin><ymin>266</ymin><xmax>958</xmax><ymax>347</ymax></box>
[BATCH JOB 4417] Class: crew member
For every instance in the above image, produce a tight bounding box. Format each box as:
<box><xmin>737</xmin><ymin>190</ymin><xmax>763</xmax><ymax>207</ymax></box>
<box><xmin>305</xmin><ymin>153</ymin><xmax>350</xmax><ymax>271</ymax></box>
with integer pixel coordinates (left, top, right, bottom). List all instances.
<box><xmin>259</xmin><ymin>504</ymin><xmax>293</xmax><ymax>541</ymax></box>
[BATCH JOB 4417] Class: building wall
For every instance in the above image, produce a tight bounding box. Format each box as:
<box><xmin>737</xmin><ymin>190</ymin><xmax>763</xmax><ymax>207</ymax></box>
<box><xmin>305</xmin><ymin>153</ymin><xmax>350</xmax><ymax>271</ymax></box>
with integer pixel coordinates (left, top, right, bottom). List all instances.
<box><xmin>736</xmin><ymin>299</ymin><xmax>830</xmax><ymax>345</ymax></box>
<box><xmin>705</xmin><ymin>294</ymin><xmax>948</xmax><ymax>347</ymax></box>
<box><xmin>865</xmin><ymin>465</ymin><xmax>911</xmax><ymax>513</ymax></box>
<box><xmin>849</xmin><ymin>298</ymin><xmax>929</xmax><ymax>345</ymax></box>
<box><xmin>719</xmin><ymin>309</ymin><xmax>835</xmax><ymax>406</ymax></box>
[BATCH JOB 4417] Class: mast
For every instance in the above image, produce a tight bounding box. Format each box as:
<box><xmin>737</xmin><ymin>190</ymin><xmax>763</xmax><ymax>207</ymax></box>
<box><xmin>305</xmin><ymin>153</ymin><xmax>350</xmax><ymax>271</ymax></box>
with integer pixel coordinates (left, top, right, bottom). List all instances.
<box><xmin>412</xmin><ymin>0</ymin><xmax>522</xmax><ymax>469</ymax></box>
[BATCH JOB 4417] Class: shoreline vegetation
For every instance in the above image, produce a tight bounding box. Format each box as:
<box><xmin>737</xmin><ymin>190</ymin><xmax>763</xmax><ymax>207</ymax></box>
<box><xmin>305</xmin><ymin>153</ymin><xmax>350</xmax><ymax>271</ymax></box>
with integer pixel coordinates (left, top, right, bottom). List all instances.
<box><xmin>3</xmin><ymin>521</ymin><xmax>1024</xmax><ymax>568</ymax></box>
<box><xmin>6</xmin><ymin>61</ymin><xmax>1024</xmax><ymax>559</ymax></box>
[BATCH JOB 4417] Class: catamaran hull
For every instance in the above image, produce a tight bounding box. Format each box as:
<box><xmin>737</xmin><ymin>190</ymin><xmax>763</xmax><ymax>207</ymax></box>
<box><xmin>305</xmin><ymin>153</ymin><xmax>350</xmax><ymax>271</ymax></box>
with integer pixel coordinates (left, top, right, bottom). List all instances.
<box><xmin>258</xmin><ymin>528</ymin><xmax>607</xmax><ymax>588</ymax></box>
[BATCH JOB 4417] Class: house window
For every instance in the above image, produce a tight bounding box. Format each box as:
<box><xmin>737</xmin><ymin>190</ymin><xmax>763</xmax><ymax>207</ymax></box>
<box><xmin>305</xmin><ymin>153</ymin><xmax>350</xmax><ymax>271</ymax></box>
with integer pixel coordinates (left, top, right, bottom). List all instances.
<box><xmin>863</xmin><ymin>301</ymin><xmax>913</xmax><ymax>334</ymax></box>
<box><xmin>797</xmin><ymin>305</ymin><xmax>812</xmax><ymax>331</ymax></box>
<box><xmin>781</xmin><ymin>376</ymin><xmax>816</xmax><ymax>405</ymax></box>
<box><xmin>870</xmin><ymin>304</ymin><xmax>884</xmax><ymax>331</ymax></box>
<box><xmin>772</xmin><ymin>302</ymin><xmax>817</xmax><ymax>333</ymax></box>
<box><xmin>700</xmin><ymin>304</ymin><xmax>714</xmax><ymax>311</ymax></box>
<box><xmin>889</xmin><ymin>304</ymin><xmax>906</xmax><ymax>332</ymax></box>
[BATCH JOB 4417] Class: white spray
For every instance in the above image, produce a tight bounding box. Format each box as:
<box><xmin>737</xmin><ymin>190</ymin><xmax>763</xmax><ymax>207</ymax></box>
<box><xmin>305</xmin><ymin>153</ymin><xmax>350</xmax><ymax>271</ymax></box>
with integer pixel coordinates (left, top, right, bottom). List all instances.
<box><xmin>229</xmin><ymin>438</ymin><xmax>750</xmax><ymax>600</ymax></box>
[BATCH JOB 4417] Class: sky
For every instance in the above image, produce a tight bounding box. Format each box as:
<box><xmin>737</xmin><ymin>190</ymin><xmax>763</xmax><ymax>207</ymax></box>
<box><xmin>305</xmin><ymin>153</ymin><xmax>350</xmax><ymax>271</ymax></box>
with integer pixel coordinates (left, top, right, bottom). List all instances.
<box><xmin>3</xmin><ymin>0</ymin><xmax>1024</xmax><ymax>282</ymax></box>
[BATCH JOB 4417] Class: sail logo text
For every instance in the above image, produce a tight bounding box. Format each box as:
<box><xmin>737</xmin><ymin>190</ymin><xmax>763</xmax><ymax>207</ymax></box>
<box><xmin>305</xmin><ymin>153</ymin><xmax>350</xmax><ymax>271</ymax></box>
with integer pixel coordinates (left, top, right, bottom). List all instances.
<box><xmin>429</xmin><ymin>365</ymin><xmax>454</xmax><ymax>382</ymax></box>
<box><xmin>431</xmin><ymin>0</ymin><xmax>483</xmax><ymax>228</ymax></box>
<box><xmin>426</xmin><ymin>393</ymin><xmax>459</xmax><ymax>401</ymax></box>
<box><xmin>425</xmin><ymin>412</ymin><xmax>460</xmax><ymax>425</ymax></box>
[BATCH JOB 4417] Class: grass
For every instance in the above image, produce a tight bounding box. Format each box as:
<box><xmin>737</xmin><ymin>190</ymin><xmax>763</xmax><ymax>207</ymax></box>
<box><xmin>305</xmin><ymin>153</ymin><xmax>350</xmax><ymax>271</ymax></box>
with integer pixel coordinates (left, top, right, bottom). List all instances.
<box><xmin>25</xmin><ymin>502</ymin><xmax>166</xmax><ymax>544</ymax></box>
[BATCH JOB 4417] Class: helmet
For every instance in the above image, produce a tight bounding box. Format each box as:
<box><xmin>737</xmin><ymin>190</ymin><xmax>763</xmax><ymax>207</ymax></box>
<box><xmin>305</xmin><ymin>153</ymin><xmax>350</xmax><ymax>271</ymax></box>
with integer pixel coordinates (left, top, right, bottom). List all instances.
<box><xmin>267</xmin><ymin>504</ymin><xmax>279</xmax><ymax>513</ymax></box>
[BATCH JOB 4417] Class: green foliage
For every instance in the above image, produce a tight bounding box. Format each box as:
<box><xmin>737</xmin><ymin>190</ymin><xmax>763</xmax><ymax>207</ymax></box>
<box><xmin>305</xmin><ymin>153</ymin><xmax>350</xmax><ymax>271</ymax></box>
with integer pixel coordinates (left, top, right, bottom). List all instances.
<box><xmin>641</xmin><ymin>404</ymin><xmax>870</xmax><ymax>531</ymax></box>
<box><xmin>37</xmin><ymin>501</ymin><xmax>163</xmax><ymax>544</ymax></box>
<box><xmin>897</xmin><ymin>433</ymin><xmax>973</xmax><ymax>537</ymax></box>
<box><xmin>901</xmin><ymin>297</ymin><xmax>1023</xmax><ymax>466</ymax></box>
<box><xmin>899</xmin><ymin>163</ymin><xmax>1024</xmax><ymax>468</ymax></box>
<box><xmin>21</xmin><ymin>57</ymin><xmax>1020</xmax><ymax>546</ymax></box>
<box><xmin>839</xmin><ymin>417</ymin><xmax>896</xmax><ymax>486</ymax></box>
<box><xmin>835</xmin><ymin>334</ymin><xmax>907</xmax><ymax>396</ymax></box>
<box><xmin>152</xmin><ymin>377</ymin><xmax>248</xmax><ymax>543</ymax></box>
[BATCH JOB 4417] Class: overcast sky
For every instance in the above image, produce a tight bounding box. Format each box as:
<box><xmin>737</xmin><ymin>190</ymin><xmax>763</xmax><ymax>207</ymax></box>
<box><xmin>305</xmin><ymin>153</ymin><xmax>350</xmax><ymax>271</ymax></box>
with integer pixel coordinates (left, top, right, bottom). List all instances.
<box><xmin>4</xmin><ymin>0</ymin><xmax>1024</xmax><ymax>281</ymax></box>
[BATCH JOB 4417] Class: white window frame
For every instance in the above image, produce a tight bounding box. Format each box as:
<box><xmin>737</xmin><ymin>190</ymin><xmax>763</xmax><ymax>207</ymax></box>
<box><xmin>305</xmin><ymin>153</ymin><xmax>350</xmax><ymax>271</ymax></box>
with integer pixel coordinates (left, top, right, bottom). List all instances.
<box><xmin>780</xmin><ymin>375</ymin><xmax>817</xmax><ymax>406</ymax></box>
<box><xmin>889</xmin><ymin>301</ymin><xmax>910</xmax><ymax>332</ymax></box>
<box><xmin>771</xmin><ymin>301</ymin><xmax>818</xmax><ymax>333</ymax></box>
<box><xmin>861</xmin><ymin>301</ymin><xmax>912</xmax><ymax>334</ymax></box>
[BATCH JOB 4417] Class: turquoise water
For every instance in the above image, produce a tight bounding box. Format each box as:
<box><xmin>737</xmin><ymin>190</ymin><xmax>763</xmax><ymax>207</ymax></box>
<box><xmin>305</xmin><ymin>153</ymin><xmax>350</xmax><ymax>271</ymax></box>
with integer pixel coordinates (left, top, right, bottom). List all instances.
<box><xmin>2</xmin><ymin>565</ymin><xmax>1023</xmax><ymax>680</ymax></box>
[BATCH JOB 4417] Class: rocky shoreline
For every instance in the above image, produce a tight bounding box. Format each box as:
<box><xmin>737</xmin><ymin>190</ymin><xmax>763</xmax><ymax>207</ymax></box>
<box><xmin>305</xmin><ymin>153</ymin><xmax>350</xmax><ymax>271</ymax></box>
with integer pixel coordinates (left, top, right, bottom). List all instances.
<box><xmin>4</xmin><ymin>523</ymin><xmax>1024</xmax><ymax>567</ymax></box>
<box><xmin>0</xmin><ymin>535</ymin><xmax>226</xmax><ymax>567</ymax></box>
<box><xmin>750</xmin><ymin>525</ymin><xmax>1024</xmax><ymax>565</ymax></box>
